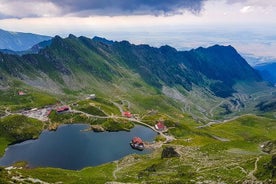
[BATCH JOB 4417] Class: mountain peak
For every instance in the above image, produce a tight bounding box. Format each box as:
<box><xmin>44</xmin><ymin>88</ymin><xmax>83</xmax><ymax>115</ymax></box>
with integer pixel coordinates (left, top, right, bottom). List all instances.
<box><xmin>50</xmin><ymin>35</ymin><xmax>64</xmax><ymax>46</ymax></box>
<box><xmin>53</xmin><ymin>35</ymin><xmax>63</xmax><ymax>40</ymax></box>
<box><xmin>209</xmin><ymin>44</ymin><xmax>236</xmax><ymax>51</ymax></box>
<box><xmin>68</xmin><ymin>34</ymin><xmax>77</xmax><ymax>39</ymax></box>
<box><xmin>92</xmin><ymin>36</ymin><xmax>114</xmax><ymax>45</ymax></box>
<box><xmin>159</xmin><ymin>45</ymin><xmax>177</xmax><ymax>53</ymax></box>
<box><xmin>195</xmin><ymin>44</ymin><xmax>235</xmax><ymax>52</ymax></box>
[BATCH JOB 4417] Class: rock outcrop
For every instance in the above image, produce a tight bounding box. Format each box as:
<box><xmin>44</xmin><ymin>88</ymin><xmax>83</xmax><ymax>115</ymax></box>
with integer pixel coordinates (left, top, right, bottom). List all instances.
<box><xmin>261</xmin><ymin>140</ymin><xmax>276</xmax><ymax>154</ymax></box>
<box><xmin>161</xmin><ymin>147</ymin><xmax>180</xmax><ymax>159</ymax></box>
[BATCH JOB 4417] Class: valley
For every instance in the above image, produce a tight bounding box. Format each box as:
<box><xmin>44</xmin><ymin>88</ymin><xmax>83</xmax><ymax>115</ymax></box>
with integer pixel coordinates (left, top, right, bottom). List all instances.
<box><xmin>0</xmin><ymin>35</ymin><xmax>275</xmax><ymax>183</ymax></box>
<box><xmin>0</xmin><ymin>87</ymin><xmax>275</xmax><ymax>183</ymax></box>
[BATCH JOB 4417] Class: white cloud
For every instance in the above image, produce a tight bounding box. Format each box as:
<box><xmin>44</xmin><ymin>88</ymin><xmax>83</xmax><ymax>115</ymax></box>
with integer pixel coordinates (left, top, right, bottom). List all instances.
<box><xmin>0</xmin><ymin>0</ymin><xmax>61</xmax><ymax>18</ymax></box>
<box><xmin>240</xmin><ymin>6</ymin><xmax>254</xmax><ymax>13</ymax></box>
<box><xmin>245</xmin><ymin>0</ymin><xmax>276</xmax><ymax>7</ymax></box>
<box><xmin>227</xmin><ymin>0</ymin><xmax>276</xmax><ymax>7</ymax></box>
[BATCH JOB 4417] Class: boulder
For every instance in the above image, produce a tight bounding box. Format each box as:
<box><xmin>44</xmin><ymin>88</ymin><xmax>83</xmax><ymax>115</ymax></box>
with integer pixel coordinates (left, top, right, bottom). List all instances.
<box><xmin>90</xmin><ymin>125</ymin><xmax>105</xmax><ymax>132</ymax></box>
<box><xmin>161</xmin><ymin>147</ymin><xmax>180</xmax><ymax>159</ymax></box>
<box><xmin>261</xmin><ymin>141</ymin><xmax>276</xmax><ymax>154</ymax></box>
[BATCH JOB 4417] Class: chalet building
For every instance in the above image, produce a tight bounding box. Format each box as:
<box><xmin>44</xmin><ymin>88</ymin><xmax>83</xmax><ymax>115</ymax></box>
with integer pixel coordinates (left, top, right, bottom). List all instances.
<box><xmin>87</xmin><ymin>94</ymin><xmax>96</xmax><ymax>100</ymax></box>
<box><xmin>18</xmin><ymin>91</ymin><xmax>25</xmax><ymax>96</ymax></box>
<box><xmin>123</xmin><ymin>111</ymin><xmax>132</xmax><ymax>118</ymax></box>
<box><xmin>130</xmin><ymin>137</ymin><xmax>144</xmax><ymax>151</ymax></box>
<box><xmin>56</xmin><ymin>106</ymin><xmax>69</xmax><ymax>113</ymax></box>
<box><xmin>155</xmin><ymin>121</ymin><xmax>166</xmax><ymax>131</ymax></box>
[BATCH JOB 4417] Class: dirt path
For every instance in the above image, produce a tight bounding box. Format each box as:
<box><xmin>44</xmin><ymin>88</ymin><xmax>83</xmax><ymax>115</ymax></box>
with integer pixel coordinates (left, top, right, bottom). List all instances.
<box><xmin>112</xmin><ymin>101</ymin><xmax>124</xmax><ymax>114</ymax></box>
<box><xmin>113</xmin><ymin>161</ymin><xmax>119</xmax><ymax>180</ymax></box>
<box><xmin>0</xmin><ymin>107</ymin><xmax>11</xmax><ymax>119</ymax></box>
<box><xmin>122</xmin><ymin>100</ymin><xmax>131</xmax><ymax>110</ymax></box>
<box><xmin>111</xmin><ymin>99</ymin><xmax>131</xmax><ymax>114</ymax></box>
<box><xmin>247</xmin><ymin>156</ymin><xmax>260</xmax><ymax>181</ymax></box>
<box><xmin>4</xmin><ymin>107</ymin><xmax>11</xmax><ymax>116</ymax></box>
<box><xmin>70</xmin><ymin>109</ymin><xmax>111</xmax><ymax>119</ymax></box>
<box><xmin>211</xmin><ymin>135</ymin><xmax>230</xmax><ymax>142</ymax></box>
<box><xmin>209</xmin><ymin>100</ymin><xmax>227</xmax><ymax>117</ymax></box>
<box><xmin>197</xmin><ymin>114</ymin><xmax>255</xmax><ymax>129</ymax></box>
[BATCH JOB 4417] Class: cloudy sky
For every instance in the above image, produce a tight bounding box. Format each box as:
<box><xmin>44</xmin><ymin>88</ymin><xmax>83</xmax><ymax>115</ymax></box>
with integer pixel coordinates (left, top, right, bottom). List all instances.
<box><xmin>0</xmin><ymin>0</ymin><xmax>276</xmax><ymax>64</ymax></box>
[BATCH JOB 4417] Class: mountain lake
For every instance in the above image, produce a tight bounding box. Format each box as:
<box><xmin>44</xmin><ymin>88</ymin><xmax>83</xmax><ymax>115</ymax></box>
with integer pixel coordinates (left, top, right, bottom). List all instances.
<box><xmin>0</xmin><ymin>124</ymin><xmax>157</xmax><ymax>170</ymax></box>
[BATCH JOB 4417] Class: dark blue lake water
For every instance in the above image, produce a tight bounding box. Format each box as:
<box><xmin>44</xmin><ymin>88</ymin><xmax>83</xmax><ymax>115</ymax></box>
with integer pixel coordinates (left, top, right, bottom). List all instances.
<box><xmin>0</xmin><ymin>124</ymin><xmax>157</xmax><ymax>170</ymax></box>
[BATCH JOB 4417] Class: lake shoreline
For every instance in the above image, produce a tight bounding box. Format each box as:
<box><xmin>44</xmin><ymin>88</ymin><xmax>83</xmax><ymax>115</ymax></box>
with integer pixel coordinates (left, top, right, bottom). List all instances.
<box><xmin>0</xmin><ymin>124</ymin><xmax>157</xmax><ymax>170</ymax></box>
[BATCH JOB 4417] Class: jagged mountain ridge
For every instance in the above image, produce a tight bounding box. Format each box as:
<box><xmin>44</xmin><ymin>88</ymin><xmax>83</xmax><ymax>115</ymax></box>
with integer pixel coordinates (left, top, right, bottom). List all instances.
<box><xmin>110</xmin><ymin>41</ymin><xmax>261</xmax><ymax>97</ymax></box>
<box><xmin>0</xmin><ymin>35</ymin><xmax>261</xmax><ymax>98</ymax></box>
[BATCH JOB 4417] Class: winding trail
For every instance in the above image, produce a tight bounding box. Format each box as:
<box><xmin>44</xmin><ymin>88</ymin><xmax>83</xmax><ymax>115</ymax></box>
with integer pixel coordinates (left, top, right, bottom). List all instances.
<box><xmin>0</xmin><ymin>107</ymin><xmax>11</xmax><ymax>119</ymax></box>
<box><xmin>112</xmin><ymin>101</ymin><xmax>124</xmax><ymax>114</ymax></box>
<box><xmin>209</xmin><ymin>100</ymin><xmax>227</xmax><ymax>117</ymax></box>
<box><xmin>197</xmin><ymin>114</ymin><xmax>255</xmax><ymax>129</ymax></box>
<box><xmin>4</xmin><ymin>107</ymin><xmax>11</xmax><ymax>116</ymax></box>
<box><xmin>113</xmin><ymin>161</ymin><xmax>119</xmax><ymax>180</ymax></box>
<box><xmin>70</xmin><ymin>109</ymin><xmax>111</xmax><ymax>119</ymax></box>
<box><xmin>247</xmin><ymin>157</ymin><xmax>260</xmax><ymax>181</ymax></box>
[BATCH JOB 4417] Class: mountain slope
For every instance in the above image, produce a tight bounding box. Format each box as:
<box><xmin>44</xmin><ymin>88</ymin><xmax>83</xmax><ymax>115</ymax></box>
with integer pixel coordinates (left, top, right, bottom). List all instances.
<box><xmin>0</xmin><ymin>29</ymin><xmax>51</xmax><ymax>51</ymax></box>
<box><xmin>110</xmin><ymin>42</ymin><xmax>261</xmax><ymax>97</ymax></box>
<box><xmin>0</xmin><ymin>35</ymin><xmax>271</xmax><ymax>120</ymax></box>
<box><xmin>254</xmin><ymin>62</ymin><xmax>276</xmax><ymax>86</ymax></box>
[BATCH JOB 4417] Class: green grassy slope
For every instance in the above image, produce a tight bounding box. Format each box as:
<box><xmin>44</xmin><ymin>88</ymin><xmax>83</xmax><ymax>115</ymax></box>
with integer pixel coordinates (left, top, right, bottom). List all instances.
<box><xmin>0</xmin><ymin>114</ymin><xmax>274</xmax><ymax>183</ymax></box>
<box><xmin>0</xmin><ymin>115</ymin><xmax>44</xmax><ymax>156</ymax></box>
<box><xmin>0</xmin><ymin>88</ymin><xmax>57</xmax><ymax>111</ymax></box>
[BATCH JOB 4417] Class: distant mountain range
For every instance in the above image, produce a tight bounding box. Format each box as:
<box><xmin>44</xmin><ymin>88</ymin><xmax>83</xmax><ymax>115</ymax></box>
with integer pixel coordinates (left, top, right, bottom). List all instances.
<box><xmin>254</xmin><ymin>62</ymin><xmax>276</xmax><ymax>86</ymax></box>
<box><xmin>0</xmin><ymin>28</ymin><xmax>51</xmax><ymax>51</ymax></box>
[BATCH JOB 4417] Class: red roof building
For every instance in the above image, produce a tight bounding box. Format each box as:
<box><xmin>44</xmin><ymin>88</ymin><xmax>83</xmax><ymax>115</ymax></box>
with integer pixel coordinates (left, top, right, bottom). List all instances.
<box><xmin>46</xmin><ymin>109</ymin><xmax>52</xmax><ymax>116</ymax></box>
<box><xmin>155</xmin><ymin>121</ymin><xmax>166</xmax><ymax>131</ymax></box>
<box><xmin>18</xmin><ymin>91</ymin><xmax>25</xmax><ymax>96</ymax></box>
<box><xmin>130</xmin><ymin>137</ymin><xmax>144</xmax><ymax>151</ymax></box>
<box><xmin>132</xmin><ymin>137</ymin><xmax>143</xmax><ymax>144</ymax></box>
<box><xmin>56</xmin><ymin>106</ymin><xmax>69</xmax><ymax>113</ymax></box>
<box><xmin>123</xmin><ymin>111</ymin><xmax>132</xmax><ymax>118</ymax></box>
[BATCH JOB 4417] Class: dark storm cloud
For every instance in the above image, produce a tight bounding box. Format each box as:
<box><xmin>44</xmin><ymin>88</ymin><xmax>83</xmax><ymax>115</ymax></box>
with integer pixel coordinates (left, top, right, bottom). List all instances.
<box><xmin>51</xmin><ymin>0</ymin><xmax>206</xmax><ymax>16</ymax></box>
<box><xmin>0</xmin><ymin>0</ymin><xmax>206</xmax><ymax>19</ymax></box>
